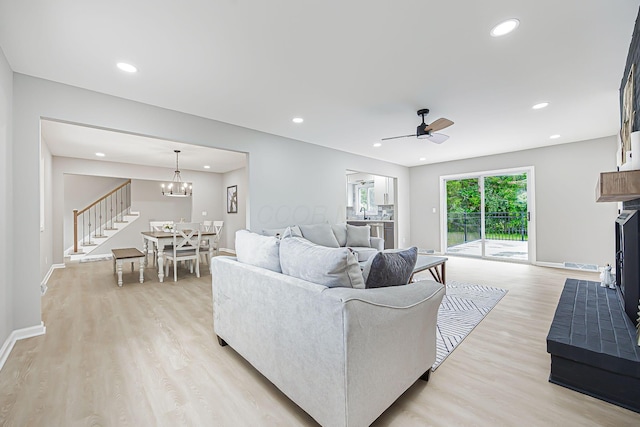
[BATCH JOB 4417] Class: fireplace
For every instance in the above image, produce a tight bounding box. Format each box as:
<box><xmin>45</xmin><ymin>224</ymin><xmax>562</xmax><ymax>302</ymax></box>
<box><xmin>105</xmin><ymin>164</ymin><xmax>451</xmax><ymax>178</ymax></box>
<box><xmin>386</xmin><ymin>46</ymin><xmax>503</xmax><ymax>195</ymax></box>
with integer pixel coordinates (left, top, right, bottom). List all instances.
<box><xmin>615</xmin><ymin>210</ymin><xmax>640</xmax><ymax>326</ymax></box>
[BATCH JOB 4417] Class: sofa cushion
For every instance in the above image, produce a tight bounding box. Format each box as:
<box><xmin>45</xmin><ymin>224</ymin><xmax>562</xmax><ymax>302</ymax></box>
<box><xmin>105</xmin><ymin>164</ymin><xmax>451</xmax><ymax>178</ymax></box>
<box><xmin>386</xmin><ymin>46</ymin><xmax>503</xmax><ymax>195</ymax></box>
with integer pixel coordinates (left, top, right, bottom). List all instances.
<box><xmin>279</xmin><ymin>237</ymin><xmax>365</xmax><ymax>288</ymax></box>
<box><xmin>235</xmin><ymin>230</ymin><xmax>282</xmax><ymax>273</ymax></box>
<box><xmin>331</xmin><ymin>223</ymin><xmax>348</xmax><ymax>247</ymax></box>
<box><xmin>346</xmin><ymin>224</ymin><xmax>371</xmax><ymax>248</ymax></box>
<box><xmin>263</xmin><ymin>225</ymin><xmax>301</xmax><ymax>238</ymax></box>
<box><xmin>363</xmin><ymin>247</ymin><xmax>418</xmax><ymax>289</ymax></box>
<box><xmin>299</xmin><ymin>223</ymin><xmax>340</xmax><ymax>248</ymax></box>
<box><xmin>349</xmin><ymin>246</ymin><xmax>379</xmax><ymax>262</ymax></box>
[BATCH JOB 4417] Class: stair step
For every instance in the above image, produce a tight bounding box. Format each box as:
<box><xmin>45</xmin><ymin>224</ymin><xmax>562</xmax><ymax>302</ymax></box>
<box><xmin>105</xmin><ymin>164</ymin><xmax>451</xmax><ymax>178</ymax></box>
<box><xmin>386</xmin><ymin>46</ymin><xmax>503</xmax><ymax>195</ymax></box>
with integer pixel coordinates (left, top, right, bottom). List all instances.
<box><xmin>104</xmin><ymin>227</ymin><xmax>118</xmax><ymax>231</ymax></box>
<box><xmin>93</xmin><ymin>235</ymin><xmax>108</xmax><ymax>239</ymax></box>
<box><xmin>82</xmin><ymin>243</ymin><xmax>98</xmax><ymax>247</ymax></box>
<box><xmin>114</xmin><ymin>221</ymin><xmax>129</xmax><ymax>224</ymax></box>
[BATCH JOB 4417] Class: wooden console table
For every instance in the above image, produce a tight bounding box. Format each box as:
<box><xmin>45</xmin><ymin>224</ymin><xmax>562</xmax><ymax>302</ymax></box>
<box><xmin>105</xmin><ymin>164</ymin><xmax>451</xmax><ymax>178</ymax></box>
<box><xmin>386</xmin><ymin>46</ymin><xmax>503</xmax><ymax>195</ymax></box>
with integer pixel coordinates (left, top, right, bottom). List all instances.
<box><xmin>546</xmin><ymin>278</ymin><xmax>640</xmax><ymax>413</ymax></box>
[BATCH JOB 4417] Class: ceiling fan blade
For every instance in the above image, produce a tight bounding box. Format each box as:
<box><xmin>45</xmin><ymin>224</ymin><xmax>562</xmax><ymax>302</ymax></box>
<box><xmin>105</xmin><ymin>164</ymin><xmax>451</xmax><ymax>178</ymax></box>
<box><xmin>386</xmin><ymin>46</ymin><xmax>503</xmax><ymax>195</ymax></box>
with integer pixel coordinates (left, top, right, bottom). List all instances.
<box><xmin>381</xmin><ymin>134</ymin><xmax>415</xmax><ymax>141</ymax></box>
<box><xmin>426</xmin><ymin>133</ymin><xmax>449</xmax><ymax>144</ymax></box>
<box><xmin>424</xmin><ymin>118</ymin><xmax>454</xmax><ymax>133</ymax></box>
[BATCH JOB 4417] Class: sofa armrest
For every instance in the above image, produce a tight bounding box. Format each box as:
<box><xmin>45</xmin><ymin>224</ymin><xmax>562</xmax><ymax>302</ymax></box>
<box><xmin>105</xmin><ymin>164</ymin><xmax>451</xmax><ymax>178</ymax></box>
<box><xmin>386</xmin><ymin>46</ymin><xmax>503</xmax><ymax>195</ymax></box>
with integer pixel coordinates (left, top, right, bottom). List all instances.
<box><xmin>323</xmin><ymin>279</ymin><xmax>443</xmax><ymax>308</ymax></box>
<box><xmin>323</xmin><ymin>279</ymin><xmax>445</xmax><ymax>426</ymax></box>
<box><xmin>369</xmin><ymin>236</ymin><xmax>384</xmax><ymax>251</ymax></box>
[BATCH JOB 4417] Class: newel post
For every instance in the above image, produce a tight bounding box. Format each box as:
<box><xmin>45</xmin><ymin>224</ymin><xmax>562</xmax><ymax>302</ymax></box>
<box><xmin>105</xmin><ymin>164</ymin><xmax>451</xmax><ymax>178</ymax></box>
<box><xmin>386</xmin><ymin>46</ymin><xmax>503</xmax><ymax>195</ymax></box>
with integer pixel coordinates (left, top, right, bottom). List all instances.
<box><xmin>73</xmin><ymin>209</ymin><xmax>79</xmax><ymax>253</ymax></box>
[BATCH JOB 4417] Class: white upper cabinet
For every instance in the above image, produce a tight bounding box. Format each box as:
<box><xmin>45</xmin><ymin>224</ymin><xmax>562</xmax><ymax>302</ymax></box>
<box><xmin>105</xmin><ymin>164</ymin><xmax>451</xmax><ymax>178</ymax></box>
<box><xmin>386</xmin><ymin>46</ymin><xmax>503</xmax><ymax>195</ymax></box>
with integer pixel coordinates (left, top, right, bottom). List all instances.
<box><xmin>373</xmin><ymin>176</ymin><xmax>395</xmax><ymax>205</ymax></box>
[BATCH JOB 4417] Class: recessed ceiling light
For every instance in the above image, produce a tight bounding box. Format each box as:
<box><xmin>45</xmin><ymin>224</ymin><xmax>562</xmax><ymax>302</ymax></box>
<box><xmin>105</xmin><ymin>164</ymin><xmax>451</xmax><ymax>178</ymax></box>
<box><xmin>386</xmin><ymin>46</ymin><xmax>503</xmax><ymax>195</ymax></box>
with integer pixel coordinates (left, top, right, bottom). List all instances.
<box><xmin>419</xmin><ymin>157</ymin><xmax>426</xmax><ymax>161</ymax></box>
<box><xmin>203</xmin><ymin>165</ymin><xmax>211</xmax><ymax>169</ymax></box>
<box><xmin>292</xmin><ymin>117</ymin><xmax>304</xmax><ymax>124</ymax></box>
<box><xmin>117</xmin><ymin>62</ymin><xmax>137</xmax><ymax>73</ymax></box>
<box><xmin>373</xmin><ymin>143</ymin><xmax>382</xmax><ymax>147</ymax></box>
<box><xmin>532</xmin><ymin>102</ymin><xmax>549</xmax><ymax>110</ymax></box>
<box><xmin>95</xmin><ymin>152</ymin><xmax>105</xmax><ymax>157</ymax></box>
<box><xmin>490</xmin><ymin>19</ymin><xmax>520</xmax><ymax>37</ymax></box>
<box><xmin>549</xmin><ymin>134</ymin><xmax>561</xmax><ymax>139</ymax></box>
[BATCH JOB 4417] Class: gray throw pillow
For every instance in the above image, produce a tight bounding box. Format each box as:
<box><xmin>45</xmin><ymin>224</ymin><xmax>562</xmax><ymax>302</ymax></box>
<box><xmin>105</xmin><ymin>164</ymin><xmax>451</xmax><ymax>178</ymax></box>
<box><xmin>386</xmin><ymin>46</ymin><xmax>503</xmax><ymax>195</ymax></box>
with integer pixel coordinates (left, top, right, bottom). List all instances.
<box><xmin>279</xmin><ymin>237</ymin><xmax>365</xmax><ymax>288</ymax></box>
<box><xmin>299</xmin><ymin>223</ymin><xmax>340</xmax><ymax>248</ymax></box>
<box><xmin>235</xmin><ymin>229</ymin><xmax>282</xmax><ymax>273</ymax></box>
<box><xmin>331</xmin><ymin>223</ymin><xmax>348</xmax><ymax>247</ymax></box>
<box><xmin>346</xmin><ymin>224</ymin><xmax>371</xmax><ymax>248</ymax></box>
<box><xmin>363</xmin><ymin>247</ymin><xmax>418</xmax><ymax>289</ymax></box>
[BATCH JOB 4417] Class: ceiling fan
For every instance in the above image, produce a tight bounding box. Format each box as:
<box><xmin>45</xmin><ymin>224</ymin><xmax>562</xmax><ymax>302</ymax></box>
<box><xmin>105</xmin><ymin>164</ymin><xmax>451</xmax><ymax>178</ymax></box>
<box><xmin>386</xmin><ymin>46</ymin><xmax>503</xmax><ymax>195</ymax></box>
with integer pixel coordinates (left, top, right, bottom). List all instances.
<box><xmin>382</xmin><ymin>109</ymin><xmax>454</xmax><ymax>144</ymax></box>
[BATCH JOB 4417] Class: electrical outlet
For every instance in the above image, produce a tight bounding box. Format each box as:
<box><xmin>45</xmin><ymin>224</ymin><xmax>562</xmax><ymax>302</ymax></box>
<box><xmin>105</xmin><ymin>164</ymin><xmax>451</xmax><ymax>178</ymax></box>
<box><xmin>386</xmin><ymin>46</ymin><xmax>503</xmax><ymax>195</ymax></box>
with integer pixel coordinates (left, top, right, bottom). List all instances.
<box><xmin>432</xmin><ymin>207</ymin><xmax>436</xmax><ymax>213</ymax></box>
<box><xmin>202</xmin><ymin>211</ymin><xmax>207</xmax><ymax>216</ymax></box>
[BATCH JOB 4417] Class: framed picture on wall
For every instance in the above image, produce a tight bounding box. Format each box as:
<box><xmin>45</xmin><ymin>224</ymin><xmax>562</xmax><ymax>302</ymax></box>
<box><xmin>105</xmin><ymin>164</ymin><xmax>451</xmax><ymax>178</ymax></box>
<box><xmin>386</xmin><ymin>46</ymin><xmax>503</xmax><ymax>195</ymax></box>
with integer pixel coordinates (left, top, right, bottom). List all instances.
<box><xmin>227</xmin><ymin>185</ymin><xmax>238</xmax><ymax>214</ymax></box>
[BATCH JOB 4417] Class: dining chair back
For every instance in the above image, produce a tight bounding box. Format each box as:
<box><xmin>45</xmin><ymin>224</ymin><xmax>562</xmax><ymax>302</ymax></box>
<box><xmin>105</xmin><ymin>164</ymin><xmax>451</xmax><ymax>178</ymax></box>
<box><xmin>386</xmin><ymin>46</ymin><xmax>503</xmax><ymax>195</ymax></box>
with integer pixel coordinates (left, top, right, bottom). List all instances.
<box><xmin>164</xmin><ymin>222</ymin><xmax>201</xmax><ymax>282</ymax></box>
<box><xmin>149</xmin><ymin>220</ymin><xmax>175</xmax><ymax>265</ymax></box>
<box><xmin>201</xmin><ymin>221</ymin><xmax>224</xmax><ymax>265</ymax></box>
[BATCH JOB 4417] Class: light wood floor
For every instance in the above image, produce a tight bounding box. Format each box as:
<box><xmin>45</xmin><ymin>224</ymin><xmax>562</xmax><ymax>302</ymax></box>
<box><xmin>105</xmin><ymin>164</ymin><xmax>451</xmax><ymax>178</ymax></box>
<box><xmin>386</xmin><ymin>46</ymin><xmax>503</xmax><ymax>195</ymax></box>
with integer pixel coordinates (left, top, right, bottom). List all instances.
<box><xmin>1</xmin><ymin>256</ymin><xmax>639</xmax><ymax>426</ymax></box>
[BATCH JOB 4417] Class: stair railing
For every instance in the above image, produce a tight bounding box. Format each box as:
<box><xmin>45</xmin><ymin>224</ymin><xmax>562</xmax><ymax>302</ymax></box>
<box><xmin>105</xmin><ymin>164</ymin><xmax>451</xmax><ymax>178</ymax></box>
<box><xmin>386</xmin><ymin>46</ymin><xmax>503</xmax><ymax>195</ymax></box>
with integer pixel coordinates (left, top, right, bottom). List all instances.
<box><xmin>72</xmin><ymin>179</ymin><xmax>132</xmax><ymax>254</ymax></box>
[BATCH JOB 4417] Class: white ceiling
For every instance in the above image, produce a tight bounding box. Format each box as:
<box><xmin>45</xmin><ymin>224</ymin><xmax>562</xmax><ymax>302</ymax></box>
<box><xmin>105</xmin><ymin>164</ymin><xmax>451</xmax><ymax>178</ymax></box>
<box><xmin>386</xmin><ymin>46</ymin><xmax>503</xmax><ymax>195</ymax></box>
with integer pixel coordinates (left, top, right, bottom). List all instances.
<box><xmin>1</xmin><ymin>1</ymin><xmax>639</xmax><ymax>167</ymax></box>
<box><xmin>41</xmin><ymin>119</ymin><xmax>247</xmax><ymax>174</ymax></box>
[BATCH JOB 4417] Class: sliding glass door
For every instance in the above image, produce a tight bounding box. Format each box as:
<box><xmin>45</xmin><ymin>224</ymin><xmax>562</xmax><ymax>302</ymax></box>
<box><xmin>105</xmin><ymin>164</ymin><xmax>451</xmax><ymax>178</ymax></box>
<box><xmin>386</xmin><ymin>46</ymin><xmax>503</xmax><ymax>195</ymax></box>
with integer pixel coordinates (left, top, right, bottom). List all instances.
<box><xmin>443</xmin><ymin>168</ymin><xmax>532</xmax><ymax>262</ymax></box>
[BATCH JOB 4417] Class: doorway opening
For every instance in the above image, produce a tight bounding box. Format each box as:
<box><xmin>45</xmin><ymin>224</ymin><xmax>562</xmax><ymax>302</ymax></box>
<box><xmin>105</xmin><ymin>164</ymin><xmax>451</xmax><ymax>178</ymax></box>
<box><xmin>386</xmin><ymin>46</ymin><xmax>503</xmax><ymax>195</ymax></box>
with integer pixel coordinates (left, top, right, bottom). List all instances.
<box><xmin>440</xmin><ymin>167</ymin><xmax>535</xmax><ymax>263</ymax></box>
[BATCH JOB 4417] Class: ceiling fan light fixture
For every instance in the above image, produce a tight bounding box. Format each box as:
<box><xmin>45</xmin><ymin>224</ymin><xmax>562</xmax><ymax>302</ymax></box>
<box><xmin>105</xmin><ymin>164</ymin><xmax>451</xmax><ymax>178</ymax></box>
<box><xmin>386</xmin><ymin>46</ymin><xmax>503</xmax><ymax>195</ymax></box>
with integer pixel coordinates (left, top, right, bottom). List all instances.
<box><xmin>161</xmin><ymin>150</ymin><xmax>192</xmax><ymax>197</ymax></box>
<box><xmin>490</xmin><ymin>19</ymin><xmax>520</xmax><ymax>37</ymax></box>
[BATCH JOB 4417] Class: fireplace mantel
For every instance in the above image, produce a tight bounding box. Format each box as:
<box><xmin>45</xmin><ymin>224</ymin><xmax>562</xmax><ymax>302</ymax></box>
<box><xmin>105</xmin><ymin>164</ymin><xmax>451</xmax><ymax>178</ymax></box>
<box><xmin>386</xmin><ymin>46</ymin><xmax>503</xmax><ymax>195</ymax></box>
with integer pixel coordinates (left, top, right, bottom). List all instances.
<box><xmin>596</xmin><ymin>170</ymin><xmax>640</xmax><ymax>202</ymax></box>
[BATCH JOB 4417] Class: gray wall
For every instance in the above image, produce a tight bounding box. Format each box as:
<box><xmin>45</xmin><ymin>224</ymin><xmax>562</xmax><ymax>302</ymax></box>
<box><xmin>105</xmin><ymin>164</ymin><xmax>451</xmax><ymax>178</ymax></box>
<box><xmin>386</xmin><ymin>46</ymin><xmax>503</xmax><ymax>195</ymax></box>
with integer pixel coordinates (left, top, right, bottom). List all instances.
<box><xmin>222</xmin><ymin>167</ymin><xmax>248</xmax><ymax>250</ymax></box>
<box><xmin>15</xmin><ymin>74</ymin><xmax>410</xmax><ymax>331</ymax></box>
<box><xmin>410</xmin><ymin>136</ymin><xmax>619</xmax><ymax>266</ymax></box>
<box><xmin>0</xmin><ymin>47</ymin><xmax>12</xmax><ymax>346</ymax></box>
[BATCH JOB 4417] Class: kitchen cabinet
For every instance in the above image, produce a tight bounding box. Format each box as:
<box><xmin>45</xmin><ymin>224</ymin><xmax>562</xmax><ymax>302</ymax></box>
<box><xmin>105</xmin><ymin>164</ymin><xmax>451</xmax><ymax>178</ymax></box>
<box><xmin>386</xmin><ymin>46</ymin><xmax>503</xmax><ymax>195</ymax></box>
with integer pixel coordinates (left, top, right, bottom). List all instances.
<box><xmin>374</xmin><ymin>176</ymin><xmax>395</xmax><ymax>205</ymax></box>
<box><xmin>346</xmin><ymin>182</ymin><xmax>354</xmax><ymax>207</ymax></box>
<box><xmin>384</xmin><ymin>222</ymin><xmax>394</xmax><ymax>249</ymax></box>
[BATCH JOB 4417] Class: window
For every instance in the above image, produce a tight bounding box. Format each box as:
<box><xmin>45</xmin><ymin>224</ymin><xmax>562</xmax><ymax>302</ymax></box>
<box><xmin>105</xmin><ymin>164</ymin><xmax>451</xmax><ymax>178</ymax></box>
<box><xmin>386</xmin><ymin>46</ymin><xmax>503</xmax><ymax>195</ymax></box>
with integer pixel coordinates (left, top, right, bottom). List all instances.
<box><xmin>356</xmin><ymin>182</ymin><xmax>377</xmax><ymax>215</ymax></box>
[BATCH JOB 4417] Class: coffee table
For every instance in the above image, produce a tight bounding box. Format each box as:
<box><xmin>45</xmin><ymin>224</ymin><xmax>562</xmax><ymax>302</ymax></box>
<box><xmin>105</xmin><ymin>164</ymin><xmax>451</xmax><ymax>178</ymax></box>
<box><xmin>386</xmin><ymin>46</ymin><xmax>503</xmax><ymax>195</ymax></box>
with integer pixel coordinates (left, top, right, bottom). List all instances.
<box><xmin>410</xmin><ymin>255</ymin><xmax>448</xmax><ymax>284</ymax></box>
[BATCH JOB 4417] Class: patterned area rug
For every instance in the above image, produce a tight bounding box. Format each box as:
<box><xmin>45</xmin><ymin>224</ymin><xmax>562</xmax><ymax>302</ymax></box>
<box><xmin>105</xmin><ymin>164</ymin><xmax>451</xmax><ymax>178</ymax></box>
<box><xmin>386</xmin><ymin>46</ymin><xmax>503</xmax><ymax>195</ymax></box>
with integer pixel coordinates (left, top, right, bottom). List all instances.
<box><xmin>432</xmin><ymin>281</ymin><xmax>508</xmax><ymax>370</ymax></box>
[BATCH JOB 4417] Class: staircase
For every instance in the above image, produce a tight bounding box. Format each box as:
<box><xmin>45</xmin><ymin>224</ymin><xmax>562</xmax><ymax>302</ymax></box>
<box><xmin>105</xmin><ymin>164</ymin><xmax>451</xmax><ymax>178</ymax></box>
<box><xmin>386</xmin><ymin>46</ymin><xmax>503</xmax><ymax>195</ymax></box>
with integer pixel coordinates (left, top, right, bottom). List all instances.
<box><xmin>65</xmin><ymin>179</ymin><xmax>140</xmax><ymax>261</ymax></box>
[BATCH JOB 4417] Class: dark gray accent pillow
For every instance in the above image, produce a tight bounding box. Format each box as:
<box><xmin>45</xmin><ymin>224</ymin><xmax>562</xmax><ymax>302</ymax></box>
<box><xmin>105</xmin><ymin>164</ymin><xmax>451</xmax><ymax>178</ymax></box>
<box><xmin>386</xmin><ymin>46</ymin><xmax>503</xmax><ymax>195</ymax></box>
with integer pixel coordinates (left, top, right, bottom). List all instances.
<box><xmin>363</xmin><ymin>247</ymin><xmax>418</xmax><ymax>289</ymax></box>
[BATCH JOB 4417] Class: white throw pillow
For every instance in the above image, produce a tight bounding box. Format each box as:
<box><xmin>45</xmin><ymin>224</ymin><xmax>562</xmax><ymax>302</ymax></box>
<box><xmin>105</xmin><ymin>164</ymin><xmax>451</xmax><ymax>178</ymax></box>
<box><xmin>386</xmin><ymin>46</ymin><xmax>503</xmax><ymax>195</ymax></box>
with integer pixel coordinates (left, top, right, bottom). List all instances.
<box><xmin>299</xmin><ymin>223</ymin><xmax>340</xmax><ymax>248</ymax></box>
<box><xmin>235</xmin><ymin>229</ymin><xmax>282</xmax><ymax>273</ymax></box>
<box><xmin>346</xmin><ymin>224</ymin><xmax>371</xmax><ymax>248</ymax></box>
<box><xmin>279</xmin><ymin>237</ymin><xmax>365</xmax><ymax>288</ymax></box>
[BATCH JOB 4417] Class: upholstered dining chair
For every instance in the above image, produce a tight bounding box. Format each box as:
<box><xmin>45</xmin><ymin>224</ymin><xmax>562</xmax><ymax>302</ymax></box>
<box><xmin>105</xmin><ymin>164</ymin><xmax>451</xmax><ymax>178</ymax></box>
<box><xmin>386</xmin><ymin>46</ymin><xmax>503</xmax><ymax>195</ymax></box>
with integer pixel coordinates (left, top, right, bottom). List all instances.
<box><xmin>164</xmin><ymin>222</ymin><xmax>201</xmax><ymax>282</ymax></box>
<box><xmin>200</xmin><ymin>220</ymin><xmax>224</xmax><ymax>265</ymax></box>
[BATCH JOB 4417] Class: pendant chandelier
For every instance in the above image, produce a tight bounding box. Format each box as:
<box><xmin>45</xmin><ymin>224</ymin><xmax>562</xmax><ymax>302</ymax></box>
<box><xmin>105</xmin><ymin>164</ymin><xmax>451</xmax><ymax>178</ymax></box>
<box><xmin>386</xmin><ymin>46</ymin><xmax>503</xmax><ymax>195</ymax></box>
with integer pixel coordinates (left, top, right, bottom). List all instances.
<box><xmin>161</xmin><ymin>150</ymin><xmax>192</xmax><ymax>197</ymax></box>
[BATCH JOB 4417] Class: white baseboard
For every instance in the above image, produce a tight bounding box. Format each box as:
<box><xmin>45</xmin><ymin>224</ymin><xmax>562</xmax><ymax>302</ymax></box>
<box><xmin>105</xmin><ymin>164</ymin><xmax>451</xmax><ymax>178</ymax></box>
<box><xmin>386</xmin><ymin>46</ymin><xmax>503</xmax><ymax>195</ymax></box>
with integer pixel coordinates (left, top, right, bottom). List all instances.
<box><xmin>0</xmin><ymin>322</ymin><xmax>46</xmax><ymax>372</ymax></box>
<box><xmin>534</xmin><ymin>261</ymin><xmax>600</xmax><ymax>272</ymax></box>
<box><xmin>41</xmin><ymin>263</ymin><xmax>65</xmax><ymax>295</ymax></box>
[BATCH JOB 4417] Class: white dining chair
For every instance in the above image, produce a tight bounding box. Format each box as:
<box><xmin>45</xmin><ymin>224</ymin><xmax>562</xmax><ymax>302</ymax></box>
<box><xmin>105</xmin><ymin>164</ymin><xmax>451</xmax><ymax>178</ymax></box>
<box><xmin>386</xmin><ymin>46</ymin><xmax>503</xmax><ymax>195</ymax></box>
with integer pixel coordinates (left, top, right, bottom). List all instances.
<box><xmin>149</xmin><ymin>220</ymin><xmax>174</xmax><ymax>266</ymax></box>
<box><xmin>200</xmin><ymin>220</ymin><xmax>224</xmax><ymax>265</ymax></box>
<box><xmin>164</xmin><ymin>222</ymin><xmax>201</xmax><ymax>282</ymax></box>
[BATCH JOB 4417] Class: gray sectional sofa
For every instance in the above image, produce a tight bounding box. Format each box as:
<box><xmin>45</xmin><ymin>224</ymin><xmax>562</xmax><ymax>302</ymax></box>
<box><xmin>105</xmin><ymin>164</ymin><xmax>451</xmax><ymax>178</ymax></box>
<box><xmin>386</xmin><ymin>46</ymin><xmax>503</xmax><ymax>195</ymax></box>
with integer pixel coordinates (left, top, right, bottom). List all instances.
<box><xmin>211</xmin><ymin>230</ymin><xmax>445</xmax><ymax>426</ymax></box>
<box><xmin>262</xmin><ymin>222</ymin><xmax>384</xmax><ymax>262</ymax></box>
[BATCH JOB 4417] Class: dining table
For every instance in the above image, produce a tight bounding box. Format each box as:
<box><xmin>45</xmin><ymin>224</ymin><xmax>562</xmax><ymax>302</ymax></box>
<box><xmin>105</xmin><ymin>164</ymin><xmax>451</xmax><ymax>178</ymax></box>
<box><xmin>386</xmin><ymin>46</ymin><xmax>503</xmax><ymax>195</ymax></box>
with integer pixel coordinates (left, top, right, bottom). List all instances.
<box><xmin>141</xmin><ymin>230</ymin><xmax>216</xmax><ymax>282</ymax></box>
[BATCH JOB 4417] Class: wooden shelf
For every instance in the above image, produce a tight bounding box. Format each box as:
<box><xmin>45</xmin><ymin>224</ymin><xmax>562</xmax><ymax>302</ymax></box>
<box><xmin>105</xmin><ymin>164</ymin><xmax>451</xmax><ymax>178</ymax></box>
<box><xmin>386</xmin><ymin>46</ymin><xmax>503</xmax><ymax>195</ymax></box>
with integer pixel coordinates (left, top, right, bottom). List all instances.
<box><xmin>596</xmin><ymin>170</ymin><xmax>640</xmax><ymax>202</ymax></box>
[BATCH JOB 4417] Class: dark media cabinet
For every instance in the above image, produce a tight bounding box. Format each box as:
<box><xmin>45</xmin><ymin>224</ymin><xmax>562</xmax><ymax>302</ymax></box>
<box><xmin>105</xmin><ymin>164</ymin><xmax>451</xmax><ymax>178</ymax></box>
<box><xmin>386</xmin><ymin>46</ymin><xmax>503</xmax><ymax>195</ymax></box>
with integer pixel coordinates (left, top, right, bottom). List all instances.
<box><xmin>546</xmin><ymin>279</ymin><xmax>640</xmax><ymax>413</ymax></box>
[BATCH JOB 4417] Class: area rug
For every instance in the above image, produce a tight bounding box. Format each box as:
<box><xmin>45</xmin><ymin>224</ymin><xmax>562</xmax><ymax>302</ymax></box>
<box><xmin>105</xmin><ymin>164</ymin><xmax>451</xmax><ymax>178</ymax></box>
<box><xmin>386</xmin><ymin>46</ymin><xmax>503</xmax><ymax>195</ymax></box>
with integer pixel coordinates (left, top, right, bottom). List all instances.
<box><xmin>432</xmin><ymin>281</ymin><xmax>508</xmax><ymax>370</ymax></box>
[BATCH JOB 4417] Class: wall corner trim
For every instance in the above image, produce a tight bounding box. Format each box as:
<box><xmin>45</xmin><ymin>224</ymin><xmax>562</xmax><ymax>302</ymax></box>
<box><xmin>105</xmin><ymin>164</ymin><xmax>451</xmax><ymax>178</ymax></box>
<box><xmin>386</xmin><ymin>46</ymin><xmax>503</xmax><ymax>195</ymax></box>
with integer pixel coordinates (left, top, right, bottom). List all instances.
<box><xmin>0</xmin><ymin>322</ymin><xmax>46</xmax><ymax>372</ymax></box>
<box><xmin>41</xmin><ymin>263</ymin><xmax>65</xmax><ymax>295</ymax></box>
